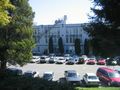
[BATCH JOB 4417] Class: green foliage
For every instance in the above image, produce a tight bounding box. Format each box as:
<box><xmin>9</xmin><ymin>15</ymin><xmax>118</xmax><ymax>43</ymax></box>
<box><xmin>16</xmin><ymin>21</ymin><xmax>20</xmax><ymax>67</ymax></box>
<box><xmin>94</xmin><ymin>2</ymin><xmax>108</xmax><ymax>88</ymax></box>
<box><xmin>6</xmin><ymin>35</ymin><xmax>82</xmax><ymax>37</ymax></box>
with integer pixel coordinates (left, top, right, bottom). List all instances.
<box><xmin>0</xmin><ymin>0</ymin><xmax>15</xmax><ymax>26</ymax></box>
<box><xmin>0</xmin><ymin>76</ymin><xmax>75</xmax><ymax>90</ymax></box>
<box><xmin>86</xmin><ymin>0</ymin><xmax>120</xmax><ymax>56</ymax></box>
<box><xmin>84</xmin><ymin>39</ymin><xmax>89</xmax><ymax>55</ymax></box>
<box><xmin>75</xmin><ymin>87</ymin><xmax>120</xmax><ymax>90</ymax></box>
<box><xmin>58</xmin><ymin>37</ymin><xmax>64</xmax><ymax>55</ymax></box>
<box><xmin>49</xmin><ymin>37</ymin><xmax>54</xmax><ymax>53</ymax></box>
<box><xmin>0</xmin><ymin>0</ymin><xmax>34</xmax><ymax>69</ymax></box>
<box><xmin>74</xmin><ymin>38</ymin><xmax>81</xmax><ymax>55</ymax></box>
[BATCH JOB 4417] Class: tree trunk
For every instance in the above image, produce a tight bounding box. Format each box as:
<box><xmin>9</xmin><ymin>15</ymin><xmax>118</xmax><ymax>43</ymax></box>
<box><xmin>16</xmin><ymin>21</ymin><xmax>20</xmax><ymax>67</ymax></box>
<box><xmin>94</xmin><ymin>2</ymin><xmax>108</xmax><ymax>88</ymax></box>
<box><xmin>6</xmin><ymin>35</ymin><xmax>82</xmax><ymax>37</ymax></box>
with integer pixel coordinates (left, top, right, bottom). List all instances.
<box><xmin>0</xmin><ymin>60</ymin><xmax>7</xmax><ymax>70</ymax></box>
<box><xmin>0</xmin><ymin>60</ymin><xmax>7</xmax><ymax>79</ymax></box>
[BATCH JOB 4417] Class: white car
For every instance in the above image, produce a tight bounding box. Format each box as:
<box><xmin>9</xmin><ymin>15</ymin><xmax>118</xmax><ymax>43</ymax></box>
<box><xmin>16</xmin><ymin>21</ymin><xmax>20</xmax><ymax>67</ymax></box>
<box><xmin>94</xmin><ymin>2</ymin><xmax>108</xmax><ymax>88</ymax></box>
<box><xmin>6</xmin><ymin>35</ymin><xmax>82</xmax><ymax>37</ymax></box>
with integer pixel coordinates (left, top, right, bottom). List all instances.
<box><xmin>64</xmin><ymin>54</ymin><xmax>71</xmax><ymax>60</ymax></box>
<box><xmin>82</xmin><ymin>73</ymin><xmax>100</xmax><ymax>86</ymax></box>
<box><xmin>55</xmin><ymin>57</ymin><xmax>66</xmax><ymax>64</ymax></box>
<box><xmin>30</xmin><ymin>56</ymin><xmax>40</xmax><ymax>63</ymax></box>
<box><xmin>23</xmin><ymin>70</ymin><xmax>40</xmax><ymax>78</ymax></box>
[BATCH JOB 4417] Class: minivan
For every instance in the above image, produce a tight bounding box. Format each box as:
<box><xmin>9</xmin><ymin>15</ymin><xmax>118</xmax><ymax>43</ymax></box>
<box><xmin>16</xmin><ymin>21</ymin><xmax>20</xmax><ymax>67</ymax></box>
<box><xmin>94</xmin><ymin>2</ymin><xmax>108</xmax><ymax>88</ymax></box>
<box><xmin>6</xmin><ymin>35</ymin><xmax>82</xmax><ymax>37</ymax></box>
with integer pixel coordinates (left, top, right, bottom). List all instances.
<box><xmin>96</xmin><ymin>67</ymin><xmax>120</xmax><ymax>86</ymax></box>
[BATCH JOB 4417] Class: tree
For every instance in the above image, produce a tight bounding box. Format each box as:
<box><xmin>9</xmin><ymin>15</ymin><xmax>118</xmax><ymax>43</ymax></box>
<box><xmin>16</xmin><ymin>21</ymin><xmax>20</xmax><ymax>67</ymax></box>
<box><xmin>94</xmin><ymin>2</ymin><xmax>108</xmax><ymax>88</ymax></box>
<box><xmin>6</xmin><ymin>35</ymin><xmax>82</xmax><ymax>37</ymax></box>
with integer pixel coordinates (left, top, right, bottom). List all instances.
<box><xmin>74</xmin><ymin>38</ymin><xmax>81</xmax><ymax>55</ymax></box>
<box><xmin>0</xmin><ymin>0</ymin><xmax>15</xmax><ymax>26</ymax></box>
<box><xmin>86</xmin><ymin>0</ymin><xmax>120</xmax><ymax>56</ymax></box>
<box><xmin>48</xmin><ymin>37</ymin><xmax>54</xmax><ymax>54</ymax></box>
<box><xmin>0</xmin><ymin>0</ymin><xmax>34</xmax><ymax>71</ymax></box>
<box><xmin>58</xmin><ymin>37</ymin><xmax>64</xmax><ymax>55</ymax></box>
<box><xmin>84</xmin><ymin>39</ymin><xmax>89</xmax><ymax>55</ymax></box>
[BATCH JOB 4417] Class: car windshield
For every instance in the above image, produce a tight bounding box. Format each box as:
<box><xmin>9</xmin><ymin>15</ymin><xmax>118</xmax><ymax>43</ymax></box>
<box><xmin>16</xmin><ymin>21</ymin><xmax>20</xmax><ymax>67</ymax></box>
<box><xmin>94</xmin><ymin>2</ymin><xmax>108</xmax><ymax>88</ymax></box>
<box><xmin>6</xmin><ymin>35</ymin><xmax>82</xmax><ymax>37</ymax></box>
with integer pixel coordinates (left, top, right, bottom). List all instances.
<box><xmin>41</xmin><ymin>57</ymin><xmax>45</xmax><ymax>59</ymax></box>
<box><xmin>108</xmin><ymin>72</ymin><xmax>120</xmax><ymax>78</ymax></box>
<box><xmin>88</xmin><ymin>76</ymin><xmax>97</xmax><ymax>79</ymax></box>
<box><xmin>59</xmin><ymin>58</ymin><xmax>64</xmax><ymax>60</ymax></box>
<box><xmin>69</xmin><ymin>58</ymin><xmax>74</xmax><ymax>61</ymax></box>
<box><xmin>89</xmin><ymin>58</ymin><xmax>95</xmax><ymax>60</ymax></box>
<box><xmin>24</xmin><ymin>73</ymin><xmax>33</xmax><ymax>77</ymax></box>
<box><xmin>43</xmin><ymin>74</ymin><xmax>52</xmax><ymax>78</ymax></box>
<box><xmin>68</xmin><ymin>73</ymin><xmax>77</xmax><ymax>77</ymax></box>
<box><xmin>118</xmin><ymin>71</ymin><xmax>120</xmax><ymax>74</ymax></box>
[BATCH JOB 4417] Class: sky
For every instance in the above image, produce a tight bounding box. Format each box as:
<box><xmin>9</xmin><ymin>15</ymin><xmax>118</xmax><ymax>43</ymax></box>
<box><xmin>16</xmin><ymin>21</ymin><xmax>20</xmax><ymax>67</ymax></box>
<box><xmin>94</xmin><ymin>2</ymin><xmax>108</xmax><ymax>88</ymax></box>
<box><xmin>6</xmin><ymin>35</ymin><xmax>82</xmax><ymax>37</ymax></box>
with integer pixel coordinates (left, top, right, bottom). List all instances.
<box><xmin>29</xmin><ymin>0</ymin><xmax>93</xmax><ymax>25</ymax></box>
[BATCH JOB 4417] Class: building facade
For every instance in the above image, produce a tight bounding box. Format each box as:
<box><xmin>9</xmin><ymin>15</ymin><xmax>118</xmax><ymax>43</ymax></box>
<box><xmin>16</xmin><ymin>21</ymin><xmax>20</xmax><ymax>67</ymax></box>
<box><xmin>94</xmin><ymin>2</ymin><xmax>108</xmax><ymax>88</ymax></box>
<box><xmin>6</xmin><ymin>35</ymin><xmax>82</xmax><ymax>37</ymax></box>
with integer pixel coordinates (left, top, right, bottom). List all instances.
<box><xmin>33</xmin><ymin>16</ymin><xmax>89</xmax><ymax>55</ymax></box>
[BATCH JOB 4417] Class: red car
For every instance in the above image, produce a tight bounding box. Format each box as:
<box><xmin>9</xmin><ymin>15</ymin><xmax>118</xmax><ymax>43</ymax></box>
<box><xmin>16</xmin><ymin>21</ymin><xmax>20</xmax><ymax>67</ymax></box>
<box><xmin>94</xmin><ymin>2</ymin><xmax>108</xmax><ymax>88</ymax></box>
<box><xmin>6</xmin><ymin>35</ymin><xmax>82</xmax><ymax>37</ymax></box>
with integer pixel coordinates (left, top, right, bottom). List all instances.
<box><xmin>97</xmin><ymin>67</ymin><xmax>120</xmax><ymax>86</ymax></box>
<box><xmin>86</xmin><ymin>58</ymin><xmax>96</xmax><ymax>65</ymax></box>
<box><xmin>97</xmin><ymin>58</ymin><xmax>106</xmax><ymax>65</ymax></box>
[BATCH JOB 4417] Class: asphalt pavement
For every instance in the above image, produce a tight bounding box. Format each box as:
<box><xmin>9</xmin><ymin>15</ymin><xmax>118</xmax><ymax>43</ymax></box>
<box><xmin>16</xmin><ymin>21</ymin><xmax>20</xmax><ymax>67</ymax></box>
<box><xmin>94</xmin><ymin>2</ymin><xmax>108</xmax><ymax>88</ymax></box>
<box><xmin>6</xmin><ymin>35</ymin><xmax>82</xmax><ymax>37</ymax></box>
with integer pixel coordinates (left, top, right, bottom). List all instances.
<box><xmin>8</xmin><ymin>63</ymin><xmax>119</xmax><ymax>81</ymax></box>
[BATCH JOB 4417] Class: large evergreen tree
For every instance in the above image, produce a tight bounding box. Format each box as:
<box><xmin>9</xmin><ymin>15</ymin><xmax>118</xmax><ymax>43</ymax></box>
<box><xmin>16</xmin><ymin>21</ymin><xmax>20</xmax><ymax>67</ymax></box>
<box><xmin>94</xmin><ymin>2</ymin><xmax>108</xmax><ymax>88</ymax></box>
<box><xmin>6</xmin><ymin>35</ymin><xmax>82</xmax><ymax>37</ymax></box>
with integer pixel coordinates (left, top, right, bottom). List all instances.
<box><xmin>0</xmin><ymin>0</ymin><xmax>15</xmax><ymax>26</ymax></box>
<box><xmin>0</xmin><ymin>0</ymin><xmax>34</xmax><ymax>71</ymax></box>
<box><xmin>74</xmin><ymin>38</ymin><xmax>81</xmax><ymax>55</ymax></box>
<box><xmin>86</xmin><ymin>0</ymin><xmax>120</xmax><ymax>56</ymax></box>
<box><xmin>58</xmin><ymin>37</ymin><xmax>64</xmax><ymax>55</ymax></box>
<box><xmin>48</xmin><ymin>37</ymin><xmax>54</xmax><ymax>54</ymax></box>
<box><xmin>84</xmin><ymin>39</ymin><xmax>89</xmax><ymax>55</ymax></box>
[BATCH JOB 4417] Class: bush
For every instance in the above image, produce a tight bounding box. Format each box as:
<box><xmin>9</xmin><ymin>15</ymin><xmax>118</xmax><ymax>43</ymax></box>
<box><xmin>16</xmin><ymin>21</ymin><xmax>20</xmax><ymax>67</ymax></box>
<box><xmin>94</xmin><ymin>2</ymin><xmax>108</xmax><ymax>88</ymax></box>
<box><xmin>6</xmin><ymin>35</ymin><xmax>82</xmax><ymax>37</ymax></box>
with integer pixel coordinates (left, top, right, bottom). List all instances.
<box><xmin>0</xmin><ymin>76</ymin><xmax>75</xmax><ymax>90</ymax></box>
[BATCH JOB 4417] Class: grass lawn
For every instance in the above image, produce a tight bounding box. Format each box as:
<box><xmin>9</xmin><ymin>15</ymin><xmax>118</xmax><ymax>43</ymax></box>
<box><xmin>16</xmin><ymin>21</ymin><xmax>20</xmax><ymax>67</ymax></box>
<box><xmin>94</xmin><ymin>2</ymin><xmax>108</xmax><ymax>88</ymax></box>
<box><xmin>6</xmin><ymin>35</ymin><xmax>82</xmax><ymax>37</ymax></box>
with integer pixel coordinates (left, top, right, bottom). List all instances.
<box><xmin>75</xmin><ymin>87</ymin><xmax>120</xmax><ymax>90</ymax></box>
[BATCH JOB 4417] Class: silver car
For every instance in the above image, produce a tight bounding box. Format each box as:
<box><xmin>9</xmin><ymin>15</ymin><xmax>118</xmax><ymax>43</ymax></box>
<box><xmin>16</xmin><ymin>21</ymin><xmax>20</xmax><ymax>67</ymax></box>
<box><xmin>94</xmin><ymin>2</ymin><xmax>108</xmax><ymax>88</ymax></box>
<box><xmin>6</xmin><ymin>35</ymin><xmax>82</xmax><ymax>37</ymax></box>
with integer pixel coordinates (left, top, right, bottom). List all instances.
<box><xmin>82</xmin><ymin>73</ymin><xmax>100</xmax><ymax>86</ymax></box>
<box><xmin>64</xmin><ymin>70</ymin><xmax>81</xmax><ymax>85</ymax></box>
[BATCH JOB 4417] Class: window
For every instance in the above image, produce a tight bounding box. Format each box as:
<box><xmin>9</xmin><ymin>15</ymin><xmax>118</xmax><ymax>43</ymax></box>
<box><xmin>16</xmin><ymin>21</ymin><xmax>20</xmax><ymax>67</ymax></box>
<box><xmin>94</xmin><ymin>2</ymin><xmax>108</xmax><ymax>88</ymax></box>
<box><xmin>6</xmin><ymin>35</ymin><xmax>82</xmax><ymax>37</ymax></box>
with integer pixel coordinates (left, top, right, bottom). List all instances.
<box><xmin>66</xmin><ymin>35</ymin><xmax>68</xmax><ymax>43</ymax></box>
<box><xmin>70</xmin><ymin>36</ymin><xmax>72</xmax><ymax>43</ymax></box>
<box><xmin>108</xmin><ymin>72</ymin><xmax>120</xmax><ymax>78</ymax></box>
<box><xmin>88</xmin><ymin>76</ymin><xmax>97</xmax><ymax>79</ymax></box>
<box><xmin>68</xmin><ymin>73</ymin><xmax>77</xmax><ymax>77</ymax></box>
<box><xmin>45</xmin><ymin>36</ymin><xmax>48</xmax><ymax>43</ymax></box>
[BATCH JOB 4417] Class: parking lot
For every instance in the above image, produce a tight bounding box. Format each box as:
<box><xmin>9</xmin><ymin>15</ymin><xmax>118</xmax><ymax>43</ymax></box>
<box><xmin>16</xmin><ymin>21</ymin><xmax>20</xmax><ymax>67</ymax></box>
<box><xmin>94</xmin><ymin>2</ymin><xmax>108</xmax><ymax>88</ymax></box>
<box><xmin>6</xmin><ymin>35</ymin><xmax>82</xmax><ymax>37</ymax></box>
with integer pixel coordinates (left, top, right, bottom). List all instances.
<box><xmin>9</xmin><ymin>63</ymin><xmax>119</xmax><ymax>81</ymax></box>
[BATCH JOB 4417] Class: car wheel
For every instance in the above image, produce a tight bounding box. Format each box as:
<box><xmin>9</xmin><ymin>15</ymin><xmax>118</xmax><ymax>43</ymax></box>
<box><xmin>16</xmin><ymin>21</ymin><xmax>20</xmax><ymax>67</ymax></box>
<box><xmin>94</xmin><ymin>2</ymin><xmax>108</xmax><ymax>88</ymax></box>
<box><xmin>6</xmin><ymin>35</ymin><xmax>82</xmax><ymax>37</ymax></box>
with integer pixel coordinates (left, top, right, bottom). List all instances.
<box><xmin>107</xmin><ymin>82</ymin><xmax>111</xmax><ymax>86</ymax></box>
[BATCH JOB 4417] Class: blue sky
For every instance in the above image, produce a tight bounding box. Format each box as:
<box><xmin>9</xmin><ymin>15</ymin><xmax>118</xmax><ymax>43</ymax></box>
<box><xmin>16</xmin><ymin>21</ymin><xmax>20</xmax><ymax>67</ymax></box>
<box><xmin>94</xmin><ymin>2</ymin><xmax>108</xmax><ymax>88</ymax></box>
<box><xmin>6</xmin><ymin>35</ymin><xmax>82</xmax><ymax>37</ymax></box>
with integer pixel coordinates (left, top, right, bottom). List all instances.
<box><xmin>29</xmin><ymin>0</ymin><xmax>93</xmax><ymax>25</ymax></box>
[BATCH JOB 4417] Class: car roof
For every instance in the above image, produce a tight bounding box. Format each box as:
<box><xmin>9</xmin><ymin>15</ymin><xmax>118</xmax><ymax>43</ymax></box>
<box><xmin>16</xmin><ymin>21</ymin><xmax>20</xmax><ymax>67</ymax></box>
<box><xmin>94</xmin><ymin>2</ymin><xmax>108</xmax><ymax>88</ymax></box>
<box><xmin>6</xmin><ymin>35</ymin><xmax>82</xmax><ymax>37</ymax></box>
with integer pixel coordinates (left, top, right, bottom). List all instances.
<box><xmin>24</xmin><ymin>70</ymin><xmax>36</xmax><ymax>73</ymax></box>
<box><xmin>86</xmin><ymin>73</ymin><xmax>96</xmax><ymax>76</ymax></box>
<box><xmin>99</xmin><ymin>67</ymin><xmax>116</xmax><ymax>73</ymax></box>
<box><xmin>44</xmin><ymin>72</ymin><xmax>53</xmax><ymax>74</ymax></box>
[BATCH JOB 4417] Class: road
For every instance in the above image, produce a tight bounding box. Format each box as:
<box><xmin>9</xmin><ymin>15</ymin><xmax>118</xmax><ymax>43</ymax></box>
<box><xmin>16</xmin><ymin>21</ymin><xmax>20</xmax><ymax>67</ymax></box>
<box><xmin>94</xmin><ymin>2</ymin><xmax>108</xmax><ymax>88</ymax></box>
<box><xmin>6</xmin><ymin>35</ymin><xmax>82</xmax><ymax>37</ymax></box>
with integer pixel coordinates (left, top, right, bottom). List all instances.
<box><xmin>9</xmin><ymin>63</ymin><xmax>119</xmax><ymax>81</ymax></box>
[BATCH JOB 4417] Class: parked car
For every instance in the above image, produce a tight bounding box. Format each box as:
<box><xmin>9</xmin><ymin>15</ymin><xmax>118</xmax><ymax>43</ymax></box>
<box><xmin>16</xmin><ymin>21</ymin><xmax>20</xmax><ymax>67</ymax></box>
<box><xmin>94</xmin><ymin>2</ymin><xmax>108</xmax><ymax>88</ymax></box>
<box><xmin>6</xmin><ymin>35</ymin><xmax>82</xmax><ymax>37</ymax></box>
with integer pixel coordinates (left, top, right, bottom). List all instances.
<box><xmin>30</xmin><ymin>56</ymin><xmax>40</xmax><ymax>63</ymax></box>
<box><xmin>23</xmin><ymin>71</ymin><xmax>39</xmax><ymax>78</ymax></box>
<box><xmin>86</xmin><ymin>58</ymin><xmax>96</xmax><ymax>65</ymax></box>
<box><xmin>6</xmin><ymin>68</ymin><xmax>22</xmax><ymax>76</ymax></box>
<box><xmin>72</xmin><ymin>55</ymin><xmax>79</xmax><ymax>62</ymax></box>
<box><xmin>64</xmin><ymin>54</ymin><xmax>71</xmax><ymax>61</ymax></box>
<box><xmin>81</xmin><ymin>55</ymin><xmax>88</xmax><ymax>62</ymax></box>
<box><xmin>64</xmin><ymin>70</ymin><xmax>81</xmax><ymax>85</ymax></box>
<box><xmin>106</xmin><ymin>57</ymin><xmax>117</xmax><ymax>65</ymax></box>
<box><xmin>55</xmin><ymin>57</ymin><xmax>66</xmax><ymax>64</ymax></box>
<box><xmin>82</xmin><ymin>73</ymin><xmax>100</xmax><ymax>86</ymax></box>
<box><xmin>43</xmin><ymin>72</ymin><xmax>54</xmax><ymax>81</ymax></box>
<box><xmin>114</xmin><ymin>56</ymin><xmax>120</xmax><ymax>65</ymax></box>
<box><xmin>115</xmin><ymin>68</ymin><xmax>120</xmax><ymax>74</ymax></box>
<box><xmin>76</xmin><ymin>57</ymin><xmax>85</xmax><ymax>64</ymax></box>
<box><xmin>97</xmin><ymin>58</ymin><xmax>106</xmax><ymax>65</ymax></box>
<box><xmin>39</xmin><ymin>55</ymin><xmax>49</xmax><ymax>63</ymax></box>
<box><xmin>49</xmin><ymin>53</ymin><xmax>56</xmax><ymax>57</ymax></box>
<box><xmin>96</xmin><ymin>67</ymin><xmax>120</xmax><ymax>86</ymax></box>
<box><xmin>66</xmin><ymin>57</ymin><xmax>77</xmax><ymax>65</ymax></box>
<box><xmin>48</xmin><ymin>57</ymin><xmax>56</xmax><ymax>63</ymax></box>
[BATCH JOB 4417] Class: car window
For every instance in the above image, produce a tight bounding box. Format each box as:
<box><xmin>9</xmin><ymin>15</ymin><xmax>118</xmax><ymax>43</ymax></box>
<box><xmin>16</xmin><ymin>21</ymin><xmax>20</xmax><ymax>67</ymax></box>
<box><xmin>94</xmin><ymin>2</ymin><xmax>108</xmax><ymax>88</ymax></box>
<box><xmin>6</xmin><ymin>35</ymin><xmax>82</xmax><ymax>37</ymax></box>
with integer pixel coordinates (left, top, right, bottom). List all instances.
<box><xmin>41</xmin><ymin>57</ymin><xmax>45</xmax><ymax>59</ymax></box>
<box><xmin>108</xmin><ymin>72</ymin><xmax>120</xmax><ymax>78</ymax></box>
<box><xmin>68</xmin><ymin>73</ymin><xmax>77</xmax><ymax>77</ymax></box>
<box><xmin>43</xmin><ymin>74</ymin><xmax>52</xmax><ymax>78</ymax></box>
<box><xmin>88</xmin><ymin>76</ymin><xmax>97</xmax><ymax>79</ymax></box>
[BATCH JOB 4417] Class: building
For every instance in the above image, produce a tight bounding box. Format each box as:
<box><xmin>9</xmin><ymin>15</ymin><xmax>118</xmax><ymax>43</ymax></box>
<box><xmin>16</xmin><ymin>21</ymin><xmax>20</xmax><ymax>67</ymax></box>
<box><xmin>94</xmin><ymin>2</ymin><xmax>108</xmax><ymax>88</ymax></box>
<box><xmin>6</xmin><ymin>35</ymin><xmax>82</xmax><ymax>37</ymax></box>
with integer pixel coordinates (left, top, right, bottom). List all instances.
<box><xmin>33</xmin><ymin>15</ymin><xmax>89</xmax><ymax>55</ymax></box>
